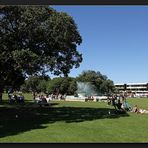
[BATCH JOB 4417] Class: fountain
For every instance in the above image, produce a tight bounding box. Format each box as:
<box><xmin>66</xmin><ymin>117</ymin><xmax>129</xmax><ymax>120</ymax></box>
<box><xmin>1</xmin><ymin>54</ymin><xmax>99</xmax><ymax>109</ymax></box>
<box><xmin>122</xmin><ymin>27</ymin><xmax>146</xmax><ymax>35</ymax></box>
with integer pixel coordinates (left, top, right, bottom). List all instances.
<box><xmin>65</xmin><ymin>82</ymin><xmax>99</xmax><ymax>102</ymax></box>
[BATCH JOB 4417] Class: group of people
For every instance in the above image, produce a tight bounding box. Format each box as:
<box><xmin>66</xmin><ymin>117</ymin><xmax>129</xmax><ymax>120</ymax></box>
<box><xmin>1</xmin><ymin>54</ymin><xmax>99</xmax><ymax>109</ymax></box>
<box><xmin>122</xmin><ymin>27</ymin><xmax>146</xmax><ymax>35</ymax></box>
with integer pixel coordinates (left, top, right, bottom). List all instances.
<box><xmin>8</xmin><ymin>92</ymin><xmax>25</xmax><ymax>104</ymax></box>
<box><xmin>108</xmin><ymin>95</ymin><xmax>131</xmax><ymax>111</ymax></box>
<box><xmin>7</xmin><ymin>90</ymin><xmax>148</xmax><ymax>113</ymax></box>
<box><xmin>108</xmin><ymin>94</ymin><xmax>148</xmax><ymax>115</ymax></box>
<box><xmin>49</xmin><ymin>94</ymin><xmax>66</xmax><ymax>100</ymax></box>
<box><xmin>34</xmin><ymin>93</ymin><xmax>66</xmax><ymax>103</ymax></box>
<box><xmin>34</xmin><ymin>94</ymin><xmax>49</xmax><ymax>104</ymax></box>
<box><xmin>108</xmin><ymin>94</ymin><xmax>131</xmax><ymax>114</ymax></box>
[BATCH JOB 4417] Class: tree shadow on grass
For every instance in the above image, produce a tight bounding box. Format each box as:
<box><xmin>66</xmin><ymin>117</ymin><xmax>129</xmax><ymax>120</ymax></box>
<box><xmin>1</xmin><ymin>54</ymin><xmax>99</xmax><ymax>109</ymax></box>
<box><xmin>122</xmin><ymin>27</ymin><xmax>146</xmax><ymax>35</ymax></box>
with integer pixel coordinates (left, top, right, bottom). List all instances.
<box><xmin>0</xmin><ymin>101</ymin><xmax>130</xmax><ymax>139</ymax></box>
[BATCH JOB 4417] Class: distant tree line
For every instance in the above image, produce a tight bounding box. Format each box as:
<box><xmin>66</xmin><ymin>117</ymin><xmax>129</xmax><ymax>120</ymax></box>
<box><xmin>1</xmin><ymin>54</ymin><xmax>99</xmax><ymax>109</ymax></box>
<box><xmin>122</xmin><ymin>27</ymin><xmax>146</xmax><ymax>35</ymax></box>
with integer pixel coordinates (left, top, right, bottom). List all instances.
<box><xmin>20</xmin><ymin>70</ymin><xmax>115</xmax><ymax>96</ymax></box>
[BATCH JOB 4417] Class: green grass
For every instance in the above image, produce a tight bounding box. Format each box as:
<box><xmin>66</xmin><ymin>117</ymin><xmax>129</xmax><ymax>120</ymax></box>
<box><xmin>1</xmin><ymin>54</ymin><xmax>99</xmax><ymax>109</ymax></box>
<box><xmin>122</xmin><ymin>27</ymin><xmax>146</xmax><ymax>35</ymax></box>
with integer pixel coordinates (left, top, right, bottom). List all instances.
<box><xmin>1</xmin><ymin>94</ymin><xmax>148</xmax><ymax>142</ymax></box>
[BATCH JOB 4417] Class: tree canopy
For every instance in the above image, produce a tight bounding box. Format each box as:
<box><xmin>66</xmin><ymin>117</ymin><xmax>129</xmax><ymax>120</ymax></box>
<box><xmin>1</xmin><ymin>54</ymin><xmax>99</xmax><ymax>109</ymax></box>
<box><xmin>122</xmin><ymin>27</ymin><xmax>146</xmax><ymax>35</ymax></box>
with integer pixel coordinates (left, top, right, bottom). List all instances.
<box><xmin>21</xmin><ymin>76</ymin><xmax>77</xmax><ymax>96</ymax></box>
<box><xmin>21</xmin><ymin>75</ymin><xmax>50</xmax><ymax>93</ymax></box>
<box><xmin>0</xmin><ymin>6</ymin><xmax>82</xmax><ymax>92</ymax></box>
<box><xmin>46</xmin><ymin>77</ymin><xmax>77</xmax><ymax>95</ymax></box>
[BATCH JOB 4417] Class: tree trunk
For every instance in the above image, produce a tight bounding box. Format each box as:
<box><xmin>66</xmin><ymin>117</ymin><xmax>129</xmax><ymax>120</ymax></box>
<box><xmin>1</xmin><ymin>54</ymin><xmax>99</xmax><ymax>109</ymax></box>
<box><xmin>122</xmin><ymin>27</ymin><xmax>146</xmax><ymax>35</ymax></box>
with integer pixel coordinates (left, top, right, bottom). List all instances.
<box><xmin>0</xmin><ymin>90</ymin><xmax>3</xmax><ymax>103</ymax></box>
<box><xmin>33</xmin><ymin>91</ymin><xmax>36</xmax><ymax>100</ymax></box>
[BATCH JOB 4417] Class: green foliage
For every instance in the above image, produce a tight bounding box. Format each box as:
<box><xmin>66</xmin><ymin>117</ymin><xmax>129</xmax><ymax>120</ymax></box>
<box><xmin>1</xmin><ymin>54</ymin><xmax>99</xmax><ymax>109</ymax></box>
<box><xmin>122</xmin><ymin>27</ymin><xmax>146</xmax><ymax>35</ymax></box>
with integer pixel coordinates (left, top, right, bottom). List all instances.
<box><xmin>22</xmin><ymin>70</ymin><xmax>114</xmax><ymax>96</ymax></box>
<box><xmin>68</xmin><ymin>79</ymin><xmax>77</xmax><ymax>95</ymax></box>
<box><xmin>0</xmin><ymin>6</ymin><xmax>82</xmax><ymax>90</ymax></box>
<box><xmin>21</xmin><ymin>75</ymin><xmax>50</xmax><ymax>93</ymax></box>
<box><xmin>76</xmin><ymin>70</ymin><xmax>115</xmax><ymax>95</ymax></box>
<box><xmin>46</xmin><ymin>77</ymin><xmax>77</xmax><ymax>95</ymax></box>
<box><xmin>47</xmin><ymin>77</ymin><xmax>63</xmax><ymax>94</ymax></box>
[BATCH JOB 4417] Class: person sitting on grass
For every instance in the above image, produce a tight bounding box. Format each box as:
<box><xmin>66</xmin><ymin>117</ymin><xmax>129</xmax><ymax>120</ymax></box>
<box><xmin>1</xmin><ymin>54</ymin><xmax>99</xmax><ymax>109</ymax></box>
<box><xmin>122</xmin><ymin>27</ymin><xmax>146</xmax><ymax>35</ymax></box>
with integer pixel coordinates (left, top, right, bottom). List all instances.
<box><xmin>40</xmin><ymin>95</ymin><xmax>47</xmax><ymax>103</ymax></box>
<box><xmin>121</xmin><ymin>100</ymin><xmax>132</xmax><ymax>111</ymax></box>
<box><xmin>18</xmin><ymin>94</ymin><xmax>25</xmax><ymax>104</ymax></box>
<box><xmin>38</xmin><ymin>95</ymin><xmax>49</xmax><ymax>107</ymax></box>
<box><xmin>13</xmin><ymin>94</ymin><xmax>18</xmax><ymax>102</ymax></box>
<box><xmin>9</xmin><ymin>94</ymin><xmax>15</xmax><ymax>103</ymax></box>
<box><xmin>115</xmin><ymin>99</ymin><xmax>126</xmax><ymax>114</ymax></box>
<box><xmin>35</xmin><ymin>95</ymin><xmax>41</xmax><ymax>103</ymax></box>
<box><xmin>131</xmin><ymin>105</ymin><xmax>148</xmax><ymax>114</ymax></box>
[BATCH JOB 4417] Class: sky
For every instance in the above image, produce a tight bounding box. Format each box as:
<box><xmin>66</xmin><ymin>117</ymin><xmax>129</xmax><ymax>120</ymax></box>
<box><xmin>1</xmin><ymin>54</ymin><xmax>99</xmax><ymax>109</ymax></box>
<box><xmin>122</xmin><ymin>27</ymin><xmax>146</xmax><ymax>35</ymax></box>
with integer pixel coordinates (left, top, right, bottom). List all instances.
<box><xmin>50</xmin><ymin>6</ymin><xmax>148</xmax><ymax>84</ymax></box>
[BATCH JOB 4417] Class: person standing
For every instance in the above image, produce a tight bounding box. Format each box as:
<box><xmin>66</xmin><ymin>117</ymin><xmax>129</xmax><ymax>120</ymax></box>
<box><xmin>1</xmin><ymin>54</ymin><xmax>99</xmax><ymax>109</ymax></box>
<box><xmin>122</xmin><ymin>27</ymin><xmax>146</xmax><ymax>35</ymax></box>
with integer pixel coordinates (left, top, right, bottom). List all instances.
<box><xmin>111</xmin><ymin>95</ymin><xmax>117</xmax><ymax>110</ymax></box>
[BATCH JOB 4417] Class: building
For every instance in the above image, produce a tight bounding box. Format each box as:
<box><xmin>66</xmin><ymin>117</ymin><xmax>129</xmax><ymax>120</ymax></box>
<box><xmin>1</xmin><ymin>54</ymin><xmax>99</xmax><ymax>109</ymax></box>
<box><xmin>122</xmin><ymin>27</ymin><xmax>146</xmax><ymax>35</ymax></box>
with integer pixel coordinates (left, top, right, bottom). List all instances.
<box><xmin>115</xmin><ymin>82</ymin><xmax>148</xmax><ymax>97</ymax></box>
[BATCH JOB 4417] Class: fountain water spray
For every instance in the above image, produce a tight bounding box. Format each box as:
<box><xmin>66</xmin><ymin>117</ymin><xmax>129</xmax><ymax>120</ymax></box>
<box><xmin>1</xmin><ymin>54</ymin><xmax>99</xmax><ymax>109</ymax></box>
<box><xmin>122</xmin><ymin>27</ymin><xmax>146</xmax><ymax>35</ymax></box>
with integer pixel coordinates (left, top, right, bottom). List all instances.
<box><xmin>76</xmin><ymin>82</ymin><xmax>99</xmax><ymax>97</ymax></box>
<box><xmin>65</xmin><ymin>81</ymin><xmax>102</xmax><ymax>101</ymax></box>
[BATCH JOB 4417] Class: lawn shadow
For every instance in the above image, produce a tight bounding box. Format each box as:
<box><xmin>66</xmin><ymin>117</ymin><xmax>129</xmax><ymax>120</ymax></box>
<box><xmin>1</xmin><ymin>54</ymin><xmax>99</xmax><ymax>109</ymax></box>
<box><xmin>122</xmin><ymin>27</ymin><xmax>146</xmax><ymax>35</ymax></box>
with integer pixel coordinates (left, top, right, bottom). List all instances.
<box><xmin>0</xmin><ymin>101</ymin><xmax>130</xmax><ymax>138</ymax></box>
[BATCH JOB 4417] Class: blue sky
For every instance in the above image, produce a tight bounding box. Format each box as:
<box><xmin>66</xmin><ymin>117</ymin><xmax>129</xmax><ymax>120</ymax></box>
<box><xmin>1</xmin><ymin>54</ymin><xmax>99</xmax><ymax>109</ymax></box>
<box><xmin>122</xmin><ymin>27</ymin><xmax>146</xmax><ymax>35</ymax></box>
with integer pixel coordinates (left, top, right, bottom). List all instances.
<box><xmin>51</xmin><ymin>6</ymin><xmax>148</xmax><ymax>84</ymax></box>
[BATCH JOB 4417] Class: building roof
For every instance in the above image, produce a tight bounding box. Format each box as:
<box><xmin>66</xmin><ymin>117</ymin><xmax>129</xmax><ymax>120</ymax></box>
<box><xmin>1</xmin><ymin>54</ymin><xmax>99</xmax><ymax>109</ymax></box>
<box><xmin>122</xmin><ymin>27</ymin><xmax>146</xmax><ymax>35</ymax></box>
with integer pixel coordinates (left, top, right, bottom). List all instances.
<box><xmin>115</xmin><ymin>82</ymin><xmax>148</xmax><ymax>85</ymax></box>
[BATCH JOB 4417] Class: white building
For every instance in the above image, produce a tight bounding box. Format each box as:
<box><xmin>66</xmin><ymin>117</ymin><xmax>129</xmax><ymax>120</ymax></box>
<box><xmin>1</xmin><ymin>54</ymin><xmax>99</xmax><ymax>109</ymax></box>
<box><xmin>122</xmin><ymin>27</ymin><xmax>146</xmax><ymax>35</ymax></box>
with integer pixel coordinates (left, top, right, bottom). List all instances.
<box><xmin>115</xmin><ymin>82</ymin><xmax>148</xmax><ymax>97</ymax></box>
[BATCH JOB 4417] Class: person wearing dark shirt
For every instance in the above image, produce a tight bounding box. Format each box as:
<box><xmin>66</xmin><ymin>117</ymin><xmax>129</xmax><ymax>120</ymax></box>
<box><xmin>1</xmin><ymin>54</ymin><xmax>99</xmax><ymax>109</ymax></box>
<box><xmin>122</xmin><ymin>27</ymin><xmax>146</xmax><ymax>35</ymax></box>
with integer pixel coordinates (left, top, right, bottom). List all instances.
<box><xmin>115</xmin><ymin>99</ymin><xmax>126</xmax><ymax>114</ymax></box>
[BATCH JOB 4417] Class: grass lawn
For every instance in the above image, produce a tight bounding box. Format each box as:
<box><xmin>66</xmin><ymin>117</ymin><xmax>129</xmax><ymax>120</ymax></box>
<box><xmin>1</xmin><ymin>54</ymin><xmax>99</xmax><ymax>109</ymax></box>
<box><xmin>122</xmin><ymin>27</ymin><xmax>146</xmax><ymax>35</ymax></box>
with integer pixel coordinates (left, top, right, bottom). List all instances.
<box><xmin>0</xmin><ymin>93</ymin><xmax>148</xmax><ymax>142</ymax></box>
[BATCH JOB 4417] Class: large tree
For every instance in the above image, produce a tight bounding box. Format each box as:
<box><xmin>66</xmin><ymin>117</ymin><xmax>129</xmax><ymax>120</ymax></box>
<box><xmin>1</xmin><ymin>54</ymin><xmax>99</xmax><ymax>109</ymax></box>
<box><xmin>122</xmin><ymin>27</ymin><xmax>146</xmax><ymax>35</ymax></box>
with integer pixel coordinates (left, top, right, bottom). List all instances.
<box><xmin>0</xmin><ymin>6</ymin><xmax>82</xmax><ymax>101</ymax></box>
